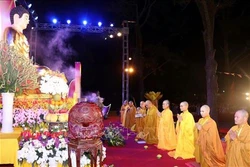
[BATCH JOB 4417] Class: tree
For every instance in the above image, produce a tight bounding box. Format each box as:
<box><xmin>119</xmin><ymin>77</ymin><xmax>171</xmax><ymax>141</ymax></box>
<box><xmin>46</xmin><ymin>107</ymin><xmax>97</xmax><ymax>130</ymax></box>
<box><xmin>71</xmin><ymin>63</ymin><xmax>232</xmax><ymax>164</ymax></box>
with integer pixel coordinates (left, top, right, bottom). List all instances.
<box><xmin>176</xmin><ymin>0</ymin><xmax>235</xmax><ymax>121</ymax></box>
<box><xmin>107</xmin><ymin>0</ymin><xmax>157</xmax><ymax>100</ymax></box>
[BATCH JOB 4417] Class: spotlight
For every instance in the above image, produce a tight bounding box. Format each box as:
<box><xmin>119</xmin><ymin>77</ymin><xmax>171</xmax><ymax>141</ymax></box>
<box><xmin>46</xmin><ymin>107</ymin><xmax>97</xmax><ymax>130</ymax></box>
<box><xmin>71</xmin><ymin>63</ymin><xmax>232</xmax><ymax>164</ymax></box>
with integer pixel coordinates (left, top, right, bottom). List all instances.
<box><xmin>110</xmin><ymin>23</ymin><xmax>114</xmax><ymax>27</ymax></box>
<box><xmin>109</xmin><ymin>34</ymin><xmax>114</xmax><ymax>38</ymax></box>
<box><xmin>34</xmin><ymin>16</ymin><xmax>38</xmax><ymax>20</ymax></box>
<box><xmin>52</xmin><ymin>18</ymin><xmax>57</xmax><ymax>24</ymax></box>
<box><xmin>117</xmin><ymin>32</ymin><xmax>122</xmax><ymax>37</ymax></box>
<box><xmin>98</xmin><ymin>22</ymin><xmax>102</xmax><ymax>27</ymax></box>
<box><xmin>83</xmin><ymin>20</ymin><xmax>87</xmax><ymax>25</ymax></box>
<box><xmin>67</xmin><ymin>20</ymin><xmax>71</xmax><ymax>24</ymax></box>
<box><xmin>31</xmin><ymin>10</ymin><xmax>35</xmax><ymax>14</ymax></box>
<box><xmin>28</xmin><ymin>3</ymin><xmax>32</xmax><ymax>8</ymax></box>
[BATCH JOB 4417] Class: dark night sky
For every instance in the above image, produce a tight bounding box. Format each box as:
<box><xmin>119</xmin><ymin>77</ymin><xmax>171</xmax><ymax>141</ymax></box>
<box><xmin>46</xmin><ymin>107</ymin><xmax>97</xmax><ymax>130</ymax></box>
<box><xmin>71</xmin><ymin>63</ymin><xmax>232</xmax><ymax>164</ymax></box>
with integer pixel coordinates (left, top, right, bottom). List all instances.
<box><xmin>17</xmin><ymin>0</ymin><xmax>250</xmax><ymax>109</ymax></box>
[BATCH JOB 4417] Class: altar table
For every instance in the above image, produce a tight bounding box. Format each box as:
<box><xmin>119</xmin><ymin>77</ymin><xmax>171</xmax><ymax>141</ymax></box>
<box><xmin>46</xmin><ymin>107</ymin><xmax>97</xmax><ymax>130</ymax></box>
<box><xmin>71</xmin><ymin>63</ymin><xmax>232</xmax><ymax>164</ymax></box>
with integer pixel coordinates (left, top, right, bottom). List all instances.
<box><xmin>0</xmin><ymin>128</ymin><xmax>22</xmax><ymax>167</ymax></box>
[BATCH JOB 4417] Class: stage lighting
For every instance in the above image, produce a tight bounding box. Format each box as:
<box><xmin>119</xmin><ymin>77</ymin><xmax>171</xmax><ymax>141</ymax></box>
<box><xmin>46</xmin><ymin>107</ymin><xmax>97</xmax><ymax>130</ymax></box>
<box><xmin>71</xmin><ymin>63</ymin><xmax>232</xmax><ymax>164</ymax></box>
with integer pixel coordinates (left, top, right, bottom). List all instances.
<box><xmin>110</xmin><ymin>23</ymin><xmax>114</xmax><ymax>27</ymax></box>
<box><xmin>117</xmin><ymin>32</ymin><xmax>122</xmax><ymax>37</ymax></box>
<box><xmin>31</xmin><ymin>10</ymin><xmax>35</xmax><ymax>14</ymax></box>
<box><xmin>109</xmin><ymin>34</ymin><xmax>114</xmax><ymax>38</ymax></box>
<box><xmin>34</xmin><ymin>16</ymin><xmax>38</xmax><ymax>21</ymax></box>
<box><xmin>67</xmin><ymin>20</ymin><xmax>71</xmax><ymax>24</ymax></box>
<box><xmin>52</xmin><ymin>18</ymin><xmax>57</xmax><ymax>24</ymax></box>
<box><xmin>28</xmin><ymin>3</ymin><xmax>32</xmax><ymax>8</ymax></box>
<box><xmin>98</xmin><ymin>22</ymin><xmax>102</xmax><ymax>27</ymax></box>
<box><xmin>83</xmin><ymin>20</ymin><xmax>87</xmax><ymax>25</ymax></box>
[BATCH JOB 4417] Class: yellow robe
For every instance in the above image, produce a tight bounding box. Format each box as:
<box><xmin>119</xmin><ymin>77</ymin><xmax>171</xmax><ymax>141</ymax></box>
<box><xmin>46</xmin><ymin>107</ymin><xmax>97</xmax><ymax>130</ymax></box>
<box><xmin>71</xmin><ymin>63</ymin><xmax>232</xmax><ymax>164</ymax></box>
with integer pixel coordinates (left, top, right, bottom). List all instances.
<box><xmin>157</xmin><ymin>108</ymin><xmax>176</xmax><ymax>150</ymax></box>
<box><xmin>135</xmin><ymin>108</ymin><xmax>146</xmax><ymax>133</ymax></box>
<box><xmin>138</xmin><ymin>105</ymin><xmax>158</xmax><ymax>144</ymax></box>
<box><xmin>169</xmin><ymin>110</ymin><xmax>195</xmax><ymax>159</ymax></box>
<box><xmin>120</xmin><ymin>104</ymin><xmax>129</xmax><ymax>126</ymax></box>
<box><xmin>125</xmin><ymin>105</ymin><xmax>136</xmax><ymax>129</ymax></box>
<box><xmin>194</xmin><ymin>116</ymin><xmax>225</xmax><ymax>167</ymax></box>
<box><xmin>225</xmin><ymin>123</ymin><xmax>250</xmax><ymax>167</ymax></box>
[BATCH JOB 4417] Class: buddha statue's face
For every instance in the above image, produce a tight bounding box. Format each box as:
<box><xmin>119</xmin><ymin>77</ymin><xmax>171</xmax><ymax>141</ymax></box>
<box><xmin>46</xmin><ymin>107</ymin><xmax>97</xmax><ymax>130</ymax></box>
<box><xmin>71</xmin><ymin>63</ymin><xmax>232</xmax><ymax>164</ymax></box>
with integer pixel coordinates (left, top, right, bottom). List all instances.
<box><xmin>14</xmin><ymin>13</ymin><xmax>30</xmax><ymax>31</ymax></box>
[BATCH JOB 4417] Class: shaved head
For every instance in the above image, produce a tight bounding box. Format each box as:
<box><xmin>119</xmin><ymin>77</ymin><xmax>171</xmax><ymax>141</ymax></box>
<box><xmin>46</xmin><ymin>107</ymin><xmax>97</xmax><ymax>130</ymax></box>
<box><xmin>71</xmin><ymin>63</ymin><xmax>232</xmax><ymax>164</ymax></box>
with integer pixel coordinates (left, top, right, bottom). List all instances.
<box><xmin>200</xmin><ymin>105</ymin><xmax>210</xmax><ymax>118</ymax></box>
<box><xmin>234</xmin><ymin>109</ymin><xmax>249</xmax><ymax>125</ymax></box>
<box><xmin>180</xmin><ymin>101</ymin><xmax>189</xmax><ymax>111</ymax></box>
<box><xmin>163</xmin><ymin>100</ymin><xmax>170</xmax><ymax>105</ymax></box>
<box><xmin>181</xmin><ymin>101</ymin><xmax>188</xmax><ymax>107</ymax></box>
<box><xmin>162</xmin><ymin>100</ymin><xmax>170</xmax><ymax>110</ymax></box>
<box><xmin>145</xmin><ymin>100</ymin><xmax>153</xmax><ymax>108</ymax></box>
<box><xmin>236</xmin><ymin>110</ymin><xmax>249</xmax><ymax>119</ymax></box>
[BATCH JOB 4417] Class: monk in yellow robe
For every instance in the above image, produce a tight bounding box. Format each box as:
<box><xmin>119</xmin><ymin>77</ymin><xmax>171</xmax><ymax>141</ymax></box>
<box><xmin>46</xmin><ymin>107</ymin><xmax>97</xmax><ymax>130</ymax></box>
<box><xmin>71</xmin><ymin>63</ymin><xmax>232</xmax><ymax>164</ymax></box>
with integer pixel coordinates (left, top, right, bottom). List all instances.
<box><xmin>157</xmin><ymin>100</ymin><xmax>176</xmax><ymax>150</ymax></box>
<box><xmin>137</xmin><ymin>100</ymin><xmax>158</xmax><ymax>144</ymax></box>
<box><xmin>120</xmin><ymin>100</ymin><xmax>129</xmax><ymax>126</ymax></box>
<box><xmin>125</xmin><ymin>101</ymin><xmax>136</xmax><ymax>129</ymax></box>
<box><xmin>225</xmin><ymin>109</ymin><xmax>250</xmax><ymax>167</ymax></box>
<box><xmin>168</xmin><ymin>101</ymin><xmax>195</xmax><ymax>159</ymax></box>
<box><xmin>135</xmin><ymin>101</ymin><xmax>146</xmax><ymax>133</ymax></box>
<box><xmin>194</xmin><ymin>105</ymin><xmax>225</xmax><ymax>167</ymax></box>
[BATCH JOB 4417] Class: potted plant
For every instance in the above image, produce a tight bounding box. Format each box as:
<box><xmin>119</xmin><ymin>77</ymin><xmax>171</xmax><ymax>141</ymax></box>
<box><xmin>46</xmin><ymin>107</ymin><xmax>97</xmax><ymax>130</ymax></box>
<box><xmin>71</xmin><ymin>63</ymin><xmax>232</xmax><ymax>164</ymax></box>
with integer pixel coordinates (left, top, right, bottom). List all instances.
<box><xmin>0</xmin><ymin>41</ymin><xmax>39</xmax><ymax>133</ymax></box>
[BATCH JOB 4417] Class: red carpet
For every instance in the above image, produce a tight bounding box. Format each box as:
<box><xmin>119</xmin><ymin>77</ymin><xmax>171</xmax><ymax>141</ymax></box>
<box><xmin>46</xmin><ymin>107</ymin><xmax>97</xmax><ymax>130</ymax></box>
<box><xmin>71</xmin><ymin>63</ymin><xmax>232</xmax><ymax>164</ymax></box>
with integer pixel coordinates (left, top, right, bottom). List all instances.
<box><xmin>103</xmin><ymin>116</ymin><xmax>197</xmax><ymax>167</ymax></box>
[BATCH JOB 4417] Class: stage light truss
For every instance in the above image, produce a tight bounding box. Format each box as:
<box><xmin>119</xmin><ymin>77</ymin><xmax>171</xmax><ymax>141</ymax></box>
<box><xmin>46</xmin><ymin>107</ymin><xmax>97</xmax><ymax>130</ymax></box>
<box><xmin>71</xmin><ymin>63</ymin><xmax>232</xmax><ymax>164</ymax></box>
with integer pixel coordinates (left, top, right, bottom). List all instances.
<box><xmin>34</xmin><ymin>23</ymin><xmax>123</xmax><ymax>34</ymax></box>
<box><xmin>30</xmin><ymin>21</ymin><xmax>130</xmax><ymax>105</ymax></box>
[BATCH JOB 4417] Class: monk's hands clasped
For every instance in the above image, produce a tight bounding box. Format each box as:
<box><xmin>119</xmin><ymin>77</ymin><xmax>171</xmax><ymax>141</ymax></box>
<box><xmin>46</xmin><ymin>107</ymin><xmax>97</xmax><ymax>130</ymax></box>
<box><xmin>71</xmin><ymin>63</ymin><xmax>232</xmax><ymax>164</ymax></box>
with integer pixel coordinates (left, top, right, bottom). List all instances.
<box><xmin>229</xmin><ymin>130</ymin><xmax>237</xmax><ymax>141</ymax></box>
<box><xmin>195</xmin><ymin>123</ymin><xmax>202</xmax><ymax>130</ymax></box>
<box><xmin>177</xmin><ymin>114</ymin><xmax>183</xmax><ymax>122</ymax></box>
<box><xmin>157</xmin><ymin>112</ymin><xmax>162</xmax><ymax>117</ymax></box>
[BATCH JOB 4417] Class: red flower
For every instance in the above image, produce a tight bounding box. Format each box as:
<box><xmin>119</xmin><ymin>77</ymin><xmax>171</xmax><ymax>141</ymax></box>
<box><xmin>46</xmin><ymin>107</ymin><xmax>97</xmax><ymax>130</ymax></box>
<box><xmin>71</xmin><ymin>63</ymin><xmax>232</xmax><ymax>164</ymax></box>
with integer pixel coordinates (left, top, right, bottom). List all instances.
<box><xmin>33</xmin><ymin>132</ymin><xmax>41</xmax><ymax>139</ymax></box>
<box><xmin>21</xmin><ymin>130</ymin><xmax>32</xmax><ymax>139</ymax></box>
<box><xmin>43</xmin><ymin>131</ymin><xmax>50</xmax><ymax>137</ymax></box>
<box><xmin>50</xmin><ymin>132</ymin><xmax>58</xmax><ymax>138</ymax></box>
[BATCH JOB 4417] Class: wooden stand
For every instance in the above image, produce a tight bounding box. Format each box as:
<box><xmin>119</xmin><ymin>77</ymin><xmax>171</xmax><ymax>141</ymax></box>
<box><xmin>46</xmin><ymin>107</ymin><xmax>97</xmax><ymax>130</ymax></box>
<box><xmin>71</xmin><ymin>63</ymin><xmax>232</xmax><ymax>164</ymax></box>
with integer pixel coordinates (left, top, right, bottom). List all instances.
<box><xmin>68</xmin><ymin>138</ymin><xmax>103</xmax><ymax>167</ymax></box>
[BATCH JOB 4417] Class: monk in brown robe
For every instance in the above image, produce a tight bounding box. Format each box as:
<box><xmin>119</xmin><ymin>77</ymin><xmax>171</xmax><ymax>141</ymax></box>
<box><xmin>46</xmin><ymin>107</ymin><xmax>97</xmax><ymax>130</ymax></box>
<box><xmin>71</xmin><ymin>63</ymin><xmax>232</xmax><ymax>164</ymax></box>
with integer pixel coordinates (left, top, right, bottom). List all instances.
<box><xmin>124</xmin><ymin>101</ymin><xmax>136</xmax><ymax>129</ymax></box>
<box><xmin>225</xmin><ymin>109</ymin><xmax>250</xmax><ymax>167</ymax></box>
<box><xmin>120</xmin><ymin>100</ymin><xmax>129</xmax><ymax>126</ymax></box>
<box><xmin>194</xmin><ymin>105</ymin><xmax>225</xmax><ymax>167</ymax></box>
<box><xmin>135</xmin><ymin>101</ymin><xmax>146</xmax><ymax>133</ymax></box>
<box><xmin>137</xmin><ymin>100</ymin><xmax>158</xmax><ymax>144</ymax></box>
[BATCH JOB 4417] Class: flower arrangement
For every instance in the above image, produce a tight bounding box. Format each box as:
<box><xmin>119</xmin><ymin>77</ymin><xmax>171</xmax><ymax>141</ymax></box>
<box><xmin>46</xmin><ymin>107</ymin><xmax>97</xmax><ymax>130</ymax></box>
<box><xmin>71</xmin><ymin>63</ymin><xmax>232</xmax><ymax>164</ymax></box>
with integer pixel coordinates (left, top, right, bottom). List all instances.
<box><xmin>39</xmin><ymin>71</ymin><xmax>69</xmax><ymax>98</ymax></box>
<box><xmin>102</xmin><ymin>124</ymin><xmax>125</xmax><ymax>146</ymax></box>
<box><xmin>18</xmin><ymin>129</ymin><xmax>69</xmax><ymax>167</ymax></box>
<box><xmin>0</xmin><ymin>42</ymin><xmax>39</xmax><ymax>94</ymax></box>
<box><xmin>0</xmin><ymin>108</ymin><xmax>48</xmax><ymax>130</ymax></box>
<box><xmin>12</xmin><ymin>108</ymin><xmax>48</xmax><ymax>132</ymax></box>
<box><xmin>13</xmin><ymin>98</ymin><xmax>50</xmax><ymax>110</ymax></box>
<box><xmin>18</xmin><ymin>128</ymin><xmax>107</xmax><ymax>167</ymax></box>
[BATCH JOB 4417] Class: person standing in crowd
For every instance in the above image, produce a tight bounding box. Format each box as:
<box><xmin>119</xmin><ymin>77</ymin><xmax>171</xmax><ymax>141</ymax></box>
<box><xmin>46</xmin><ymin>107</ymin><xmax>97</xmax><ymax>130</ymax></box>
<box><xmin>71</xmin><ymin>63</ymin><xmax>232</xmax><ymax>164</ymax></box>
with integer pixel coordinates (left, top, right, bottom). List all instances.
<box><xmin>168</xmin><ymin>101</ymin><xmax>195</xmax><ymax>159</ymax></box>
<box><xmin>194</xmin><ymin>105</ymin><xmax>225</xmax><ymax>167</ymax></box>
<box><xmin>157</xmin><ymin>100</ymin><xmax>176</xmax><ymax>150</ymax></box>
<box><xmin>225</xmin><ymin>109</ymin><xmax>250</xmax><ymax>167</ymax></box>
